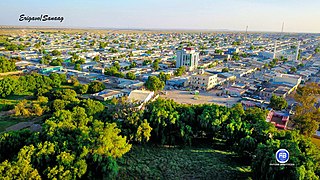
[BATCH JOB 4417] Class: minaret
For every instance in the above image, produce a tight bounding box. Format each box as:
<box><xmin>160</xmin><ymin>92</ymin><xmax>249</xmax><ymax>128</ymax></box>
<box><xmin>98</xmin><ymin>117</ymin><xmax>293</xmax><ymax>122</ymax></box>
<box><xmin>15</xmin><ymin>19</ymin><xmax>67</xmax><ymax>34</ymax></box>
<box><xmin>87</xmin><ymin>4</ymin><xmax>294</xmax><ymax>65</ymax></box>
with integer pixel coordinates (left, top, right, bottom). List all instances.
<box><xmin>295</xmin><ymin>41</ymin><xmax>300</xmax><ymax>61</ymax></box>
<box><xmin>273</xmin><ymin>40</ymin><xmax>277</xmax><ymax>59</ymax></box>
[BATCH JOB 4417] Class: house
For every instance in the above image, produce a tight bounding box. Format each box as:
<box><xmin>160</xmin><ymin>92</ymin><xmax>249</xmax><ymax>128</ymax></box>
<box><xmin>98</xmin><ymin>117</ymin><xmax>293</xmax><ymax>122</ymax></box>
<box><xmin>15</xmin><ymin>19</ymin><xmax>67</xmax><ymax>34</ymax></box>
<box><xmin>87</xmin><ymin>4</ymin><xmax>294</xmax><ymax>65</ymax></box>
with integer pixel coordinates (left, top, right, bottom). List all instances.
<box><xmin>91</xmin><ymin>89</ymin><xmax>127</xmax><ymax>101</ymax></box>
<box><xmin>266</xmin><ymin>110</ymin><xmax>290</xmax><ymax>129</ymax></box>
<box><xmin>39</xmin><ymin>66</ymin><xmax>63</xmax><ymax>74</ymax></box>
<box><xmin>190</xmin><ymin>72</ymin><xmax>219</xmax><ymax>90</ymax></box>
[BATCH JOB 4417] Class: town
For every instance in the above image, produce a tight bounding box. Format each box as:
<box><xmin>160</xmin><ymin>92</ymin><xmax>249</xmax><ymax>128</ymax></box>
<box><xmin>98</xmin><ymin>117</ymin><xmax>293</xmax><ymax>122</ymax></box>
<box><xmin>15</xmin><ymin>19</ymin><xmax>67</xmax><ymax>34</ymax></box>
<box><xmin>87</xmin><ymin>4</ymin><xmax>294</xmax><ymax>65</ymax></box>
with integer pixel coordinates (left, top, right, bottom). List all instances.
<box><xmin>1</xmin><ymin>29</ymin><xmax>320</xmax><ymax>130</ymax></box>
<box><xmin>0</xmin><ymin>28</ymin><xmax>320</xmax><ymax>179</ymax></box>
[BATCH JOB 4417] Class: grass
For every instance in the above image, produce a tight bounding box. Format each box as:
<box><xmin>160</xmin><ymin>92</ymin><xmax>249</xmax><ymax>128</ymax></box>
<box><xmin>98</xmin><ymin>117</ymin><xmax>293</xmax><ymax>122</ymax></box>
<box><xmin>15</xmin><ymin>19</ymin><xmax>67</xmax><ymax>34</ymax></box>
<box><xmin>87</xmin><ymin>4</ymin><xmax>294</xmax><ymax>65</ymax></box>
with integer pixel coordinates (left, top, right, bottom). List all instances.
<box><xmin>311</xmin><ymin>137</ymin><xmax>320</xmax><ymax>148</ymax></box>
<box><xmin>0</xmin><ymin>119</ymin><xmax>20</xmax><ymax>132</ymax></box>
<box><xmin>117</xmin><ymin>145</ymin><xmax>251</xmax><ymax>180</ymax></box>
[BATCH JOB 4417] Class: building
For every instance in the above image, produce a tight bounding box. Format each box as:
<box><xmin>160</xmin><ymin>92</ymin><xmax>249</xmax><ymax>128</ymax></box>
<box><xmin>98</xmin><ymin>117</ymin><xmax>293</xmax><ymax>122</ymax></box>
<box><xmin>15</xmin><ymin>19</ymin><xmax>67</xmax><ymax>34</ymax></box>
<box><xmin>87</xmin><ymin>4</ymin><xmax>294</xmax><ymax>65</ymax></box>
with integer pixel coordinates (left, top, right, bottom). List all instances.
<box><xmin>266</xmin><ymin>110</ymin><xmax>290</xmax><ymax>130</ymax></box>
<box><xmin>39</xmin><ymin>66</ymin><xmax>63</xmax><ymax>74</ymax></box>
<box><xmin>189</xmin><ymin>71</ymin><xmax>219</xmax><ymax>90</ymax></box>
<box><xmin>272</xmin><ymin>74</ymin><xmax>302</xmax><ymax>88</ymax></box>
<box><xmin>176</xmin><ymin>47</ymin><xmax>199</xmax><ymax>71</ymax></box>
<box><xmin>91</xmin><ymin>89</ymin><xmax>127</xmax><ymax>101</ymax></box>
<box><xmin>127</xmin><ymin>90</ymin><xmax>155</xmax><ymax>109</ymax></box>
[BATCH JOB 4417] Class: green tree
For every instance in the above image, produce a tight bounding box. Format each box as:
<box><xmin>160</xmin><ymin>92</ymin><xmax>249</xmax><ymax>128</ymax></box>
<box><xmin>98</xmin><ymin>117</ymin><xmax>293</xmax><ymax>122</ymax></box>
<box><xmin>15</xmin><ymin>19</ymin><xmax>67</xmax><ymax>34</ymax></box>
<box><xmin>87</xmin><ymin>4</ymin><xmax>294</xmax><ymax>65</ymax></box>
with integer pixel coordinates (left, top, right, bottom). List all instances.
<box><xmin>252</xmin><ymin>131</ymin><xmax>320</xmax><ymax>180</ymax></box>
<box><xmin>0</xmin><ymin>56</ymin><xmax>16</xmax><ymax>73</ymax></box>
<box><xmin>174</xmin><ymin>66</ymin><xmax>186</xmax><ymax>76</ymax></box>
<box><xmin>269</xmin><ymin>94</ymin><xmax>288</xmax><ymax>111</ymax></box>
<box><xmin>125</xmin><ymin>72</ymin><xmax>136</xmax><ymax>80</ymax></box>
<box><xmin>75</xmin><ymin>84</ymin><xmax>88</xmax><ymax>94</ymax></box>
<box><xmin>74</xmin><ymin>63</ymin><xmax>81</xmax><ymax>71</ymax></box>
<box><xmin>222</xmin><ymin>68</ymin><xmax>229</xmax><ymax>72</ymax></box>
<box><xmin>293</xmin><ymin>83</ymin><xmax>320</xmax><ymax>136</ymax></box>
<box><xmin>159</xmin><ymin>72</ymin><xmax>170</xmax><ymax>82</ymax></box>
<box><xmin>51</xmin><ymin>50</ymin><xmax>61</xmax><ymax>56</ymax></box>
<box><xmin>152</xmin><ymin>59</ymin><xmax>160</xmax><ymax>71</ymax></box>
<box><xmin>93</xmin><ymin>55</ymin><xmax>100</xmax><ymax>62</ymax></box>
<box><xmin>145</xmin><ymin>76</ymin><xmax>164</xmax><ymax>91</ymax></box>
<box><xmin>88</xmin><ymin>81</ymin><xmax>106</xmax><ymax>94</ymax></box>
<box><xmin>290</xmin><ymin>67</ymin><xmax>297</xmax><ymax>73</ymax></box>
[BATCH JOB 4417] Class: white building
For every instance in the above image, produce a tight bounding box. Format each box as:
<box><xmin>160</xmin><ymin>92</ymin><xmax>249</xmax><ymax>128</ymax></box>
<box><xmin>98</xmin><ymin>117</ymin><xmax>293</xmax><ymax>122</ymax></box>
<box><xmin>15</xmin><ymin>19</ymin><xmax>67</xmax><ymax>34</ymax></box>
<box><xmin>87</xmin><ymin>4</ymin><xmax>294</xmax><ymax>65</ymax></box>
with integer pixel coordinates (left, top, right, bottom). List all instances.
<box><xmin>176</xmin><ymin>47</ymin><xmax>199</xmax><ymax>71</ymax></box>
<box><xmin>189</xmin><ymin>71</ymin><xmax>220</xmax><ymax>90</ymax></box>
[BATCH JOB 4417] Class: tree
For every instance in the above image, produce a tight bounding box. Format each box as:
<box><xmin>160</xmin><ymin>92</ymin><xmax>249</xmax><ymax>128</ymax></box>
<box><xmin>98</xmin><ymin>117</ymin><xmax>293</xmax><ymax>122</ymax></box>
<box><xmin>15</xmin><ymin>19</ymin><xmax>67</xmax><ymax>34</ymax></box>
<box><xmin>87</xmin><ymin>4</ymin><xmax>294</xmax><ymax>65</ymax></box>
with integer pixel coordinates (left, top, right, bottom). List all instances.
<box><xmin>74</xmin><ymin>63</ymin><xmax>81</xmax><ymax>71</ymax></box>
<box><xmin>159</xmin><ymin>72</ymin><xmax>170</xmax><ymax>82</ymax></box>
<box><xmin>49</xmin><ymin>73</ymin><xmax>62</xmax><ymax>88</ymax></box>
<box><xmin>125</xmin><ymin>72</ymin><xmax>136</xmax><ymax>80</ymax></box>
<box><xmin>145</xmin><ymin>76</ymin><xmax>164</xmax><ymax>91</ymax></box>
<box><xmin>49</xmin><ymin>58</ymin><xmax>63</xmax><ymax>66</ymax></box>
<box><xmin>252</xmin><ymin>131</ymin><xmax>320</xmax><ymax>180</ymax></box>
<box><xmin>51</xmin><ymin>50</ymin><xmax>61</xmax><ymax>56</ymax></box>
<box><xmin>75</xmin><ymin>84</ymin><xmax>88</xmax><ymax>94</ymax></box>
<box><xmin>152</xmin><ymin>59</ymin><xmax>160</xmax><ymax>71</ymax></box>
<box><xmin>269</xmin><ymin>94</ymin><xmax>288</xmax><ymax>111</ymax></box>
<box><xmin>52</xmin><ymin>99</ymin><xmax>67</xmax><ymax>112</ymax></box>
<box><xmin>222</xmin><ymin>68</ymin><xmax>229</xmax><ymax>72</ymax></box>
<box><xmin>80</xmin><ymin>99</ymin><xmax>104</xmax><ymax>117</ymax></box>
<box><xmin>88</xmin><ymin>81</ymin><xmax>106</xmax><ymax>94</ymax></box>
<box><xmin>293</xmin><ymin>83</ymin><xmax>320</xmax><ymax>136</ymax></box>
<box><xmin>290</xmin><ymin>67</ymin><xmax>297</xmax><ymax>73</ymax></box>
<box><xmin>0</xmin><ymin>56</ymin><xmax>16</xmax><ymax>73</ymax></box>
<box><xmin>93</xmin><ymin>55</ymin><xmax>100</xmax><ymax>62</ymax></box>
<box><xmin>130</xmin><ymin>61</ymin><xmax>137</xmax><ymax>68</ymax></box>
<box><xmin>174</xmin><ymin>66</ymin><xmax>186</xmax><ymax>76</ymax></box>
<box><xmin>0</xmin><ymin>145</ymin><xmax>41</xmax><ymax>180</ymax></box>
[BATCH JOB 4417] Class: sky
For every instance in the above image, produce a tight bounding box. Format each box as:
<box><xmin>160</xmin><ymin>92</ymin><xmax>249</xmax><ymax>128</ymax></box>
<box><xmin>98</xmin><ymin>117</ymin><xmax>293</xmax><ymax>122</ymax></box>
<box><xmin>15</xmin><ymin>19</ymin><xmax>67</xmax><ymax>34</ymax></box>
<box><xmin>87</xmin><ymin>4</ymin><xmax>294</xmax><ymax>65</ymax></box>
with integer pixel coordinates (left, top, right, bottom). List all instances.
<box><xmin>0</xmin><ymin>0</ymin><xmax>319</xmax><ymax>33</ymax></box>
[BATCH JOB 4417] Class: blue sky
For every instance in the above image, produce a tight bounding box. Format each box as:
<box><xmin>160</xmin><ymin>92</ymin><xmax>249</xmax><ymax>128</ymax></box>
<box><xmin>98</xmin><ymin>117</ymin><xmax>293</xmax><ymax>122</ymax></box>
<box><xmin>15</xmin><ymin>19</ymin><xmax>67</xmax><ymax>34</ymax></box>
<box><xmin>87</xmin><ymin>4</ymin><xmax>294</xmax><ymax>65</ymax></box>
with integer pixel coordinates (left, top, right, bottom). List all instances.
<box><xmin>0</xmin><ymin>0</ymin><xmax>319</xmax><ymax>33</ymax></box>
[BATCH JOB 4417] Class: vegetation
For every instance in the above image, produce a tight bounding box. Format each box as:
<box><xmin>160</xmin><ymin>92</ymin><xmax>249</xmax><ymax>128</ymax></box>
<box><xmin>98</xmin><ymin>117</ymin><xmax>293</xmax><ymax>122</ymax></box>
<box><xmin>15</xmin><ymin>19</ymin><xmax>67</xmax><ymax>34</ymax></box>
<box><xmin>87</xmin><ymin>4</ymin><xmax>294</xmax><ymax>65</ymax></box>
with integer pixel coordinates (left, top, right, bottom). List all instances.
<box><xmin>152</xmin><ymin>58</ymin><xmax>160</xmax><ymax>71</ymax></box>
<box><xmin>293</xmin><ymin>83</ymin><xmax>320</xmax><ymax>136</ymax></box>
<box><xmin>269</xmin><ymin>94</ymin><xmax>288</xmax><ymax>110</ymax></box>
<box><xmin>125</xmin><ymin>72</ymin><xmax>136</xmax><ymax>80</ymax></box>
<box><xmin>0</xmin><ymin>56</ymin><xmax>16</xmax><ymax>73</ymax></box>
<box><xmin>145</xmin><ymin>76</ymin><xmax>165</xmax><ymax>91</ymax></box>
<box><xmin>159</xmin><ymin>72</ymin><xmax>170</xmax><ymax>82</ymax></box>
<box><xmin>222</xmin><ymin>68</ymin><xmax>229</xmax><ymax>72</ymax></box>
<box><xmin>0</xmin><ymin>72</ymin><xmax>320</xmax><ymax>179</ymax></box>
<box><xmin>174</xmin><ymin>66</ymin><xmax>186</xmax><ymax>76</ymax></box>
<box><xmin>87</xmin><ymin>81</ymin><xmax>106</xmax><ymax>94</ymax></box>
<box><xmin>117</xmin><ymin>145</ymin><xmax>251</xmax><ymax>179</ymax></box>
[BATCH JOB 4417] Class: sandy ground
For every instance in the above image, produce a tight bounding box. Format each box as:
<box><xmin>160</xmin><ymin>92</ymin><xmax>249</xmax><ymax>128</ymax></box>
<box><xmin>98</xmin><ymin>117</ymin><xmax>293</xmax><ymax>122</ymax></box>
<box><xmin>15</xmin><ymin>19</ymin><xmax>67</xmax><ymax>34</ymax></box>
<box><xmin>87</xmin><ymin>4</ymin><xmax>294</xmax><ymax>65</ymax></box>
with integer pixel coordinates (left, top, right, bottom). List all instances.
<box><xmin>160</xmin><ymin>89</ymin><xmax>241</xmax><ymax>107</ymax></box>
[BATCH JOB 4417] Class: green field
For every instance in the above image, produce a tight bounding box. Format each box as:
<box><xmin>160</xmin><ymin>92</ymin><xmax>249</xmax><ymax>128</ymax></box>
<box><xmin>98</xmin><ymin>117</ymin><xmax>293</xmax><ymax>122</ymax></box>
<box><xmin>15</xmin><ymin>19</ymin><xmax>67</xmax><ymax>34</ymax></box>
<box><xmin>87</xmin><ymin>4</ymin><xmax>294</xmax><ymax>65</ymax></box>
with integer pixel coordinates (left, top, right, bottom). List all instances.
<box><xmin>117</xmin><ymin>145</ymin><xmax>251</xmax><ymax>180</ymax></box>
<box><xmin>0</xmin><ymin>119</ymin><xmax>20</xmax><ymax>132</ymax></box>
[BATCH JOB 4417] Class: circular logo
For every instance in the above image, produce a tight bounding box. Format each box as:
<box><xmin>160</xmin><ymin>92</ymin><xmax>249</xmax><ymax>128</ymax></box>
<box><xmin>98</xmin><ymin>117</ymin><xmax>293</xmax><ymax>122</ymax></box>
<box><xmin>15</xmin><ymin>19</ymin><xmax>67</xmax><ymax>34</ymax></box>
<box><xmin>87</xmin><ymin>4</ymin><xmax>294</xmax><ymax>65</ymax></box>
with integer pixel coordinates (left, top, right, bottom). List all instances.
<box><xmin>276</xmin><ymin>149</ymin><xmax>289</xmax><ymax>164</ymax></box>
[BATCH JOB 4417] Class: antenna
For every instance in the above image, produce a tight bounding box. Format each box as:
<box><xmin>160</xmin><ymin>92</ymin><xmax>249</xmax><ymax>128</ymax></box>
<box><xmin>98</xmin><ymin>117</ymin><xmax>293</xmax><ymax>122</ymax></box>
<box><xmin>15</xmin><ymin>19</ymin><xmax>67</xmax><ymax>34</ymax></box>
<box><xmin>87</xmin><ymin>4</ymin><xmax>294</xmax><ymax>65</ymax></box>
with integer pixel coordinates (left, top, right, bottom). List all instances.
<box><xmin>244</xmin><ymin>25</ymin><xmax>248</xmax><ymax>43</ymax></box>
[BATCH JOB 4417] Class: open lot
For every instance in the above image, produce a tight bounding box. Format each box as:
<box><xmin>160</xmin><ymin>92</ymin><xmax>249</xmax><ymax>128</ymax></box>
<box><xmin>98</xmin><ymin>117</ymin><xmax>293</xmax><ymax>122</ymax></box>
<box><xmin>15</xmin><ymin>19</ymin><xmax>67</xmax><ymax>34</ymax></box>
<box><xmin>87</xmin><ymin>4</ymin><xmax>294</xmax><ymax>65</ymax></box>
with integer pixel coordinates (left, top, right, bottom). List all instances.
<box><xmin>117</xmin><ymin>145</ymin><xmax>251</xmax><ymax>180</ymax></box>
<box><xmin>161</xmin><ymin>89</ymin><xmax>241</xmax><ymax>107</ymax></box>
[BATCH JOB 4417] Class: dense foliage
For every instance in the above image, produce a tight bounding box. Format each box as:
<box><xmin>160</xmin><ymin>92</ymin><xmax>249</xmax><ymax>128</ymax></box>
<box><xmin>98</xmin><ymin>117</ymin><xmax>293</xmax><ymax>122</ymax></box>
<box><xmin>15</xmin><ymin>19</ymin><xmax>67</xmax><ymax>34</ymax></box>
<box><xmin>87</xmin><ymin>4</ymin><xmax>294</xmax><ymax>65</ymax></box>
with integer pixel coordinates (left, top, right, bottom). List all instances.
<box><xmin>0</xmin><ymin>73</ymin><xmax>319</xmax><ymax>179</ymax></box>
<box><xmin>270</xmin><ymin>94</ymin><xmax>288</xmax><ymax>110</ymax></box>
<box><xmin>0</xmin><ymin>56</ymin><xmax>16</xmax><ymax>73</ymax></box>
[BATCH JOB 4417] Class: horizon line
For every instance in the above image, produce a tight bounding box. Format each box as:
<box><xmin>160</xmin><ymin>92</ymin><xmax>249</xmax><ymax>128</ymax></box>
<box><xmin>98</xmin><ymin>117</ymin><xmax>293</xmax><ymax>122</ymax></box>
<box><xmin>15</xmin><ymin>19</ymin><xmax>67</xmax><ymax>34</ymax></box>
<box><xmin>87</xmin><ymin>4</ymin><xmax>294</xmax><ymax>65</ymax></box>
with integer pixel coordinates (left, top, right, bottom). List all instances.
<box><xmin>0</xmin><ymin>25</ymin><xmax>319</xmax><ymax>34</ymax></box>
